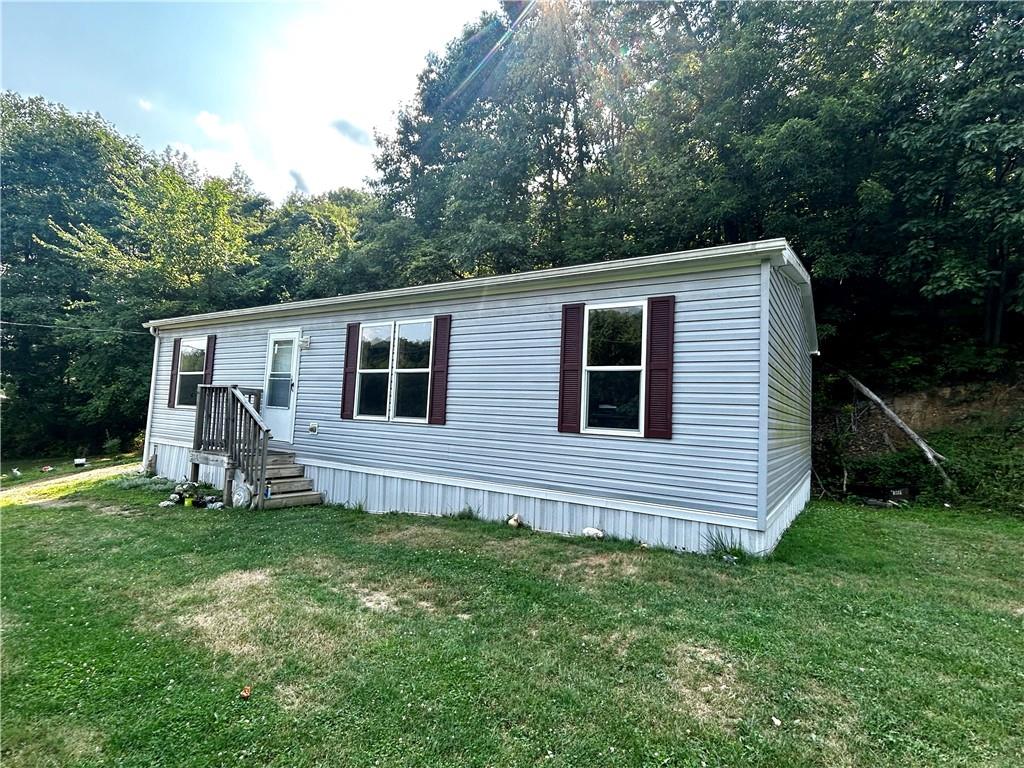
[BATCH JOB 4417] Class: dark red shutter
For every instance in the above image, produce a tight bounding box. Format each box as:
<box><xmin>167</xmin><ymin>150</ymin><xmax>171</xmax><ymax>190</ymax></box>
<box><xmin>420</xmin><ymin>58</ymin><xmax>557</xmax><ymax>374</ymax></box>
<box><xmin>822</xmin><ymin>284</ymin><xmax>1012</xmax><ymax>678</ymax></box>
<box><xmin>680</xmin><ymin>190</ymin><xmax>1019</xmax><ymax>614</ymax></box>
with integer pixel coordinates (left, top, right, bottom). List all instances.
<box><xmin>167</xmin><ymin>337</ymin><xmax>181</xmax><ymax>408</ymax></box>
<box><xmin>557</xmin><ymin>303</ymin><xmax>585</xmax><ymax>433</ymax></box>
<box><xmin>644</xmin><ymin>296</ymin><xmax>676</xmax><ymax>439</ymax></box>
<box><xmin>428</xmin><ymin>314</ymin><xmax>452</xmax><ymax>425</ymax></box>
<box><xmin>340</xmin><ymin>322</ymin><xmax>360</xmax><ymax>419</ymax></box>
<box><xmin>203</xmin><ymin>335</ymin><xmax>217</xmax><ymax>384</ymax></box>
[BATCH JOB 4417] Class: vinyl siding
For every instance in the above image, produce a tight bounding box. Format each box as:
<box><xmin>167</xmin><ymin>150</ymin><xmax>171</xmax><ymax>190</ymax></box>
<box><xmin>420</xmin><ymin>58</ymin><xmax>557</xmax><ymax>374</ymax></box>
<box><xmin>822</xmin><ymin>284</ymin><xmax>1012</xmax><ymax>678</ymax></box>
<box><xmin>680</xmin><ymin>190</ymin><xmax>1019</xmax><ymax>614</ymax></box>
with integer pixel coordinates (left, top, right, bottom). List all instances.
<box><xmin>765</xmin><ymin>267</ymin><xmax>813</xmax><ymax>514</ymax></box>
<box><xmin>148</xmin><ymin>263</ymin><xmax>764</xmax><ymax>518</ymax></box>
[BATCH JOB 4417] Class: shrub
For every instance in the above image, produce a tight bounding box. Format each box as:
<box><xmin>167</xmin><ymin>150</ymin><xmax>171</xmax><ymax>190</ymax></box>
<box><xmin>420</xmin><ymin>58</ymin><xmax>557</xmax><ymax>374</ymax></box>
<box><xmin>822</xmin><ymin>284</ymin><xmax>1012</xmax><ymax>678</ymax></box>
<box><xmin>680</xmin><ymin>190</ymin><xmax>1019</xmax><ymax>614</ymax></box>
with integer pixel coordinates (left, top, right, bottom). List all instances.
<box><xmin>102</xmin><ymin>435</ymin><xmax>122</xmax><ymax>455</ymax></box>
<box><xmin>845</xmin><ymin>414</ymin><xmax>1024</xmax><ymax>513</ymax></box>
<box><xmin>129</xmin><ymin>431</ymin><xmax>145</xmax><ymax>453</ymax></box>
<box><xmin>108</xmin><ymin>474</ymin><xmax>176</xmax><ymax>493</ymax></box>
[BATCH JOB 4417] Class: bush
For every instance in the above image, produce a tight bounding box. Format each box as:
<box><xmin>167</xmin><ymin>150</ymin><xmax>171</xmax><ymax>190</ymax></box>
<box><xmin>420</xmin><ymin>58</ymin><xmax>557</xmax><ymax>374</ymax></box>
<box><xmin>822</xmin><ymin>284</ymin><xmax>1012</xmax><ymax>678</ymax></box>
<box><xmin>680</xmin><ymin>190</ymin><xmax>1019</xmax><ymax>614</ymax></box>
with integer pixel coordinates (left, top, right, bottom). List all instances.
<box><xmin>845</xmin><ymin>414</ymin><xmax>1024</xmax><ymax>513</ymax></box>
<box><xmin>102</xmin><ymin>435</ymin><xmax>122</xmax><ymax>455</ymax></box>
<box><xmin>129</xmin><ymin>431</ymin><xmax>145</xmax><ymax>453</ymax></box>
<box><xmin>108</xmin><ymin>474</ymin><xmax>176</xmax><ymax>493</ymax></box>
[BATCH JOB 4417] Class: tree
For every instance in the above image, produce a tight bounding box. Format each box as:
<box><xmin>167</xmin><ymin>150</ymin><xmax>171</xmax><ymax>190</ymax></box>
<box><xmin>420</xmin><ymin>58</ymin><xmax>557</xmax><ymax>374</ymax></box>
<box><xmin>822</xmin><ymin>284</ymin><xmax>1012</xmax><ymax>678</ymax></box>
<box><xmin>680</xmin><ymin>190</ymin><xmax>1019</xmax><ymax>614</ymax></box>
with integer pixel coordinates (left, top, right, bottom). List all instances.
<box><xmin>43</xmin><ymin>153</ymin><xmax>263</xmax><ymax>443</ymax></box>
<box><xmin>1</xmin><ymin>93</ymin><xmax>143</xmax><ymax>453</ymax></box>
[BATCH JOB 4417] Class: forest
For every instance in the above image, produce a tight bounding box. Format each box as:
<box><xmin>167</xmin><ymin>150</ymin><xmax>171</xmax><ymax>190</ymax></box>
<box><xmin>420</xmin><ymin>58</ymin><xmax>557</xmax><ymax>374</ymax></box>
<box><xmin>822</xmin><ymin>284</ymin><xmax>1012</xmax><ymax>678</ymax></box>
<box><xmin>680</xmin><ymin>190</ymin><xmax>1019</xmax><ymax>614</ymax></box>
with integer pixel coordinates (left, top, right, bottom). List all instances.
<box><xmin>2</xmin><ymin>1</ymin><xmax>1021</xmax><ymax>485</ymax></box>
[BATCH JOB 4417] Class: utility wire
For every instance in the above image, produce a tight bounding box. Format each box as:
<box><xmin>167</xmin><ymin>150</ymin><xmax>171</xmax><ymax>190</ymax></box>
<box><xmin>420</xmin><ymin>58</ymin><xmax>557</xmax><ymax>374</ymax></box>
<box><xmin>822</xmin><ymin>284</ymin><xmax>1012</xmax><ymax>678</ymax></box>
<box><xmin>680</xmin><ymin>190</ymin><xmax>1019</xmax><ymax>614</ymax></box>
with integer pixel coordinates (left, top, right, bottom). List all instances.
<box><xmin>0</xmin><ymin>320</ymin><xmax>150</xmax><ymax>335</ymax></box>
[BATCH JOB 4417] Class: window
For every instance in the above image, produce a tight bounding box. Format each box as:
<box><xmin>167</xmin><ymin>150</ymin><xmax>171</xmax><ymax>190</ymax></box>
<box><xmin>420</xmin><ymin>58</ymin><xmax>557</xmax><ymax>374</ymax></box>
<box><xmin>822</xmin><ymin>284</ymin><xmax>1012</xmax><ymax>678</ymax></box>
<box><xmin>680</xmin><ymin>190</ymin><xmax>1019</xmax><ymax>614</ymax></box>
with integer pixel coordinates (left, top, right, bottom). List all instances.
<box><xmin>266</xmin><ymin>338</ymin><xmax>295</xmax><ymax>408</ymax></box>
<box><xmin>393</xmin><ymin>320</ymin><xmax>432</xmax><ymax>420</ymax></box>
<box><xmin>355</xmin><ymin>319</ymin><xmax>433</xmax><ymax>422</ymax></box>
<box><xmin>175</xmin><ymin>336</ymin><xmax>208</xmax><ymax>407</ymax></box>
<box><xmin>582</xmin><ymin>301</ymin><xmax>645</xmax><ymax>434</ymax></box>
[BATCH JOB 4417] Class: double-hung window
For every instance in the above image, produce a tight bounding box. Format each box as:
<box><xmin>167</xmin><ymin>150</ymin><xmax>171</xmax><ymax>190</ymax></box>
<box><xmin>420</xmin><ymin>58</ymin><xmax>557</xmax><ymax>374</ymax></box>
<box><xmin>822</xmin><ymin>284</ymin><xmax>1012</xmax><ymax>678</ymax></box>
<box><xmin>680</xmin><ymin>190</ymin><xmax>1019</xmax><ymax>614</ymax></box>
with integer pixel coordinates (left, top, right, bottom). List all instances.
<box><xmin>581</xmin><ymin>301</ymin><xmax>646</xmax><ymax>434</ymax></box>
<box><xmin>355</xmin><ymin>318</ymin><xmax>433</xmax><ymax>422</ymax></box>
<box><xmin>175</xmin><ymin>336</ymin><xmax>208</xmax><ymax>408</ymax></box>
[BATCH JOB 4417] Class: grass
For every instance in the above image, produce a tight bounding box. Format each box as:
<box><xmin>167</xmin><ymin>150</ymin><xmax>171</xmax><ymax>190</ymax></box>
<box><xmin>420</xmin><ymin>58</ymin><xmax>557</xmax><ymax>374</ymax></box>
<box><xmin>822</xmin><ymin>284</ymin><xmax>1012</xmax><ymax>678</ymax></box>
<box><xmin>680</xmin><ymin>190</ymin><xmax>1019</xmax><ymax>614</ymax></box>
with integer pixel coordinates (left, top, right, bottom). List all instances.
<box><xmin>0</xmin><ymin>452</ymin><xmax>141</xmax><ymax>489</ymax></box>
<box><xmin>1</xmin><ymin>471</ymin><xmax>1022</xmax><ymax>767</ymax></box>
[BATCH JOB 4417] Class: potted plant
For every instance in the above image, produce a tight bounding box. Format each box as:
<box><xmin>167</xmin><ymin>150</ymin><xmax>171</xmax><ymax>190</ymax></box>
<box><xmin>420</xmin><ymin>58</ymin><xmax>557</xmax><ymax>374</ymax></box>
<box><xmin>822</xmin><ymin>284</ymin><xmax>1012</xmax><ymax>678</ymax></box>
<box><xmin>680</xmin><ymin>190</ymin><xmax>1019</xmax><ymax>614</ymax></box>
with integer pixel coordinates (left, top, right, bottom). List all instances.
<box><xmin>181</xmin><ymin>481</ymin><xmax>201</xmax><ymax>507</ymax></box>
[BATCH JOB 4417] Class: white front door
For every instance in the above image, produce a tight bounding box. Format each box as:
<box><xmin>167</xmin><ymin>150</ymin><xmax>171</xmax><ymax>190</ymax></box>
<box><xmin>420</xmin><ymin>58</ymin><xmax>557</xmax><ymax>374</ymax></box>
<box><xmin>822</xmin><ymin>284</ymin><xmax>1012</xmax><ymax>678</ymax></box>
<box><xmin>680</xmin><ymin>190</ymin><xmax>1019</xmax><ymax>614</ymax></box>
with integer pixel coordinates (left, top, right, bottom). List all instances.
<box><xmin>263</xmin><ymin>330</ymin><xmax>301</xmax><ymax>443</ymax></box>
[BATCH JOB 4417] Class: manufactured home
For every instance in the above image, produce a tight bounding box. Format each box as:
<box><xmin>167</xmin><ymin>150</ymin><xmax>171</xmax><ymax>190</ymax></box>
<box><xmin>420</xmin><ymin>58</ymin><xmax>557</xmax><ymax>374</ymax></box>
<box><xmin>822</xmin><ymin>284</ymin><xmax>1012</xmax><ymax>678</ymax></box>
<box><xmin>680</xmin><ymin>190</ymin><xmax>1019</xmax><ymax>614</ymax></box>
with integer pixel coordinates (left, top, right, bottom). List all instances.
<box><xmin>142</xmin><ymin>238</ymin><xmax>816</xmax><ymax>553</ymax></box>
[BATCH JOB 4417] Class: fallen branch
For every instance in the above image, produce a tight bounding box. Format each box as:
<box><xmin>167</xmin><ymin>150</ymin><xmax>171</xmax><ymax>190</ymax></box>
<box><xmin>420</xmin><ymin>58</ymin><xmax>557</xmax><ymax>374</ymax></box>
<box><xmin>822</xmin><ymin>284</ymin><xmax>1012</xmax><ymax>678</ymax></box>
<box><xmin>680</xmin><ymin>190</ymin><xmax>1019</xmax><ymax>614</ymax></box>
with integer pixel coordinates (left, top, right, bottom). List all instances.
<box><xmin>840</xmin><ymin>370</ymin><xmax>953</xmax><ymax>488</ymax></box>
<box><xmin>812</xmin><ymin>468</ymin><xmax>834</xmax><ymax>499</ymax></box>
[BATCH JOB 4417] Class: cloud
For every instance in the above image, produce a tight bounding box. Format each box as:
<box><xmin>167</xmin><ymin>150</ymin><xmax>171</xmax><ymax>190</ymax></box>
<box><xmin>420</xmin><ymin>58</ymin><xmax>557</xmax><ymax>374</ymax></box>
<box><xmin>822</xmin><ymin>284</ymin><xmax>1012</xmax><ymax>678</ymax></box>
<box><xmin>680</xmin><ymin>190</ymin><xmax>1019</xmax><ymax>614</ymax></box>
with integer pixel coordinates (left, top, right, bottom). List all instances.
<box><xmin>195</xmin><ymin>110</ymin><xmax>247</xmax><ymax>145</ymax></box>
<box><xmin>165</xmin><ymin>1</ymin><xmax>491</xmax><ymax>201</ymax></box>
<box><xmin>289</xmin><ymin>170</ymin><xmax>309</xmax><ymax>194</ymax></box>
<box><xmin>137</xmin><ymin>97</ymin><xmax>154</xmax><ymax>111</ymax></box>
<box><xmin>331</xmin><ymin>119</ymin><xmax>372</xmax><ymax>147</ymax></box>
<box><xmin>170</xmin><ymin>110</ymin><xmax>291</xmax><ymax>199</ymax></box>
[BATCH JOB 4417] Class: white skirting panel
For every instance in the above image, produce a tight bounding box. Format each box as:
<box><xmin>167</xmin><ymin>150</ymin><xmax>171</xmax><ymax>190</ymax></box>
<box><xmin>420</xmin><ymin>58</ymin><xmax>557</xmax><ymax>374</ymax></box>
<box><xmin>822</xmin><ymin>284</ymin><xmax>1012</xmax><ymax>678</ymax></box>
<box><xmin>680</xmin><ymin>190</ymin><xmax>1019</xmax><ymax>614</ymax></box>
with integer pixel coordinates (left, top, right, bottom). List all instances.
<box><xmin>151</xmin><ymin>442</ymin><xmax>223</xmax><ymax>486</ymax></box>
<box><xmin>303</xmin><ymin>463</ymin><xmax>798</xmax><ymax>554</ymax></box>
<box><xmin>148</xmin><ymin>441</ymin><xmax>808</xmax><ymax>554</ymax></box>
<box><xmin>762</xmin><ymin>471</ymin><xmax>811</xmax><ymax>553</ymax></box>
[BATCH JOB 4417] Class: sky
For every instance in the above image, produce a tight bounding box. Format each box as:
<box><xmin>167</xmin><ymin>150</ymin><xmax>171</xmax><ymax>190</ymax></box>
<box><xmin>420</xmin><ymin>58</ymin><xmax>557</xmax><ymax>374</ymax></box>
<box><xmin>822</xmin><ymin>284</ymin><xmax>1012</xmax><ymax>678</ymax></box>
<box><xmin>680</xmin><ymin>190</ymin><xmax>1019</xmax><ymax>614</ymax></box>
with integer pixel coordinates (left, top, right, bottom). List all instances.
<box><xmin>1</xmin><ymin>0</ymin><xmax>494</xmax><ymax>201</ymax></box>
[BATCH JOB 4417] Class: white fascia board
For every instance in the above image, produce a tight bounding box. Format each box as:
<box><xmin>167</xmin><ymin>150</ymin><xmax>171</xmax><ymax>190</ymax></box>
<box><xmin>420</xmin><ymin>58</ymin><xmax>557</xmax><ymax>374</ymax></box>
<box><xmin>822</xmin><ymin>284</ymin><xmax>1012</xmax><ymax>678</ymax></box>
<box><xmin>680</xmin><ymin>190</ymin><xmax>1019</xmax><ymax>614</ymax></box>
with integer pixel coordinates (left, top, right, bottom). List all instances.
<box><xmin>770</xmin><ymin>243</ymin><xmax>818</xmax><ymax>354</ymax></box>
<box><xmin>144</xmin><ymin>238</ymin><xmax>794</xmax><ymax>332</ymax></box>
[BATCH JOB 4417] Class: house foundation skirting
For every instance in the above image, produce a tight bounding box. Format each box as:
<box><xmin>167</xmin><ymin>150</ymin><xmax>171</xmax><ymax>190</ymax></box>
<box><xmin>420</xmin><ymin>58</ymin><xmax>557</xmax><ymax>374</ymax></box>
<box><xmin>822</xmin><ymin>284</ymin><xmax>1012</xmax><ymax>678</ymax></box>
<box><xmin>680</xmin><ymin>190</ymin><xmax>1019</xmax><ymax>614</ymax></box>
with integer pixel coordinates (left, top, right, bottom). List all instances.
<box><xmin>149</xmin><ymin>441</ymin><xmax>808</xmax><ymax>554</ymax></box>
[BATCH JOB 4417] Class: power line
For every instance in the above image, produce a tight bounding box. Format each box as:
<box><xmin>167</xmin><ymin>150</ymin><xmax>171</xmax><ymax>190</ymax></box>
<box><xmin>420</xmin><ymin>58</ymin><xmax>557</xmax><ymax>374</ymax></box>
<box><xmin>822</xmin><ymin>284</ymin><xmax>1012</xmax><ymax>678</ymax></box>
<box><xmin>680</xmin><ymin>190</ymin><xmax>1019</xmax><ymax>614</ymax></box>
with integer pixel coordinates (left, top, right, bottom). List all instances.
<box><xmin>0</xmin><ymin>320</ymin><xmax>150</xmax><ymax>335</ymax></box>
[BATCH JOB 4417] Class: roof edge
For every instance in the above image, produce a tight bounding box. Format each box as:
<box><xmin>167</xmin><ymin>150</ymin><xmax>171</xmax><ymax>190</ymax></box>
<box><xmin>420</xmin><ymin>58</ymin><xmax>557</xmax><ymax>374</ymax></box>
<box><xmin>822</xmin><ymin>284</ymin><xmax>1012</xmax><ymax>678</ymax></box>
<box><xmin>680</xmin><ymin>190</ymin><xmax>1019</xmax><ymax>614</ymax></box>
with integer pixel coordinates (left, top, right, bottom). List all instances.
<box><xmin>145</xmin><ymin>238</ymin><xmax>796</xmax><ymax>331</ymax></box>
<box><xmin>770</xmin><ymin>244</ymin><xmax>818</xmax><ymax>354</ymax></box>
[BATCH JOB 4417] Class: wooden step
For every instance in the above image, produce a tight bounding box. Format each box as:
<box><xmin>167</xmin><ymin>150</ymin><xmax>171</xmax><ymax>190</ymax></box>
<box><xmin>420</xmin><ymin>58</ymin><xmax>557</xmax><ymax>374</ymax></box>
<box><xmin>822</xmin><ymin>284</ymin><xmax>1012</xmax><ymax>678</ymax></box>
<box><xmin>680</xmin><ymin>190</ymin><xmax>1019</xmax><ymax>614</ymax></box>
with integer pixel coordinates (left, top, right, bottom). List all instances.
<box><xmin>265</xmin><ymin>476</ymin><xmax>313</xmax><ymax>494</ymax></box>
<box><xmin>266</xmin><ymin>451</ymin><xmax>296</xmax><ymax>466</ymax></box>
<box><xmin>263</xmin><ymin>463</ymin><xmax>305</xmax><ymax>479</ymax></box>
<box><xmin>262</xmin><ymin>490</ymin><xmax>323</xmax><ymax>509</ymax></box>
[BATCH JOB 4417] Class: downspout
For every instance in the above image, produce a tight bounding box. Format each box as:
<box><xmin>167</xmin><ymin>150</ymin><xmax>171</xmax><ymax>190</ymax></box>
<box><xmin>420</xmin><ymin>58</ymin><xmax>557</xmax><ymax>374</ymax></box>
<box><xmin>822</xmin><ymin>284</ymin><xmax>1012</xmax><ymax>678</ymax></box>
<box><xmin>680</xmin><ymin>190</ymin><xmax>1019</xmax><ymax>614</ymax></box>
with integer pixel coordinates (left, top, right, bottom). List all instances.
<box><xmin>141</xmin><ymin>326</ymin><xmax>161</xmax><ymax>467</ymax></box>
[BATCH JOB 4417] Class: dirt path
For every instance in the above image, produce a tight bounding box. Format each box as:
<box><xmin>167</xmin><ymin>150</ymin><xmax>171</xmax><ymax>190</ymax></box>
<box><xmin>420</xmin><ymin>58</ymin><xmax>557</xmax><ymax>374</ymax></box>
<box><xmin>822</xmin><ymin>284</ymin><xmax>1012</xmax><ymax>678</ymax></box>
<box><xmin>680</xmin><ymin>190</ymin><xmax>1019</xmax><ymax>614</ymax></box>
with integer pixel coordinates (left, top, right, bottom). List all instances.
<box><xmin>0</xmin><ymin>462</ymin><xmax>137</xmax><ymax>499</ymax></box>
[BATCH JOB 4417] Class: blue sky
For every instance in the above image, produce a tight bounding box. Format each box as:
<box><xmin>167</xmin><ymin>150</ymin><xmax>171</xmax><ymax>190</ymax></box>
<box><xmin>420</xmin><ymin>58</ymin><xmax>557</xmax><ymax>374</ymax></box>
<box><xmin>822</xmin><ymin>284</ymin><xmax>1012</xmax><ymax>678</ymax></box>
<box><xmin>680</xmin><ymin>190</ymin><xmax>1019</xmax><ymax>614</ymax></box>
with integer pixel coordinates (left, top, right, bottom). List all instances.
<box><xmin>2</xmin><ymin>0</ymin><xmax>493</xmax><ymax>200</ymax></box>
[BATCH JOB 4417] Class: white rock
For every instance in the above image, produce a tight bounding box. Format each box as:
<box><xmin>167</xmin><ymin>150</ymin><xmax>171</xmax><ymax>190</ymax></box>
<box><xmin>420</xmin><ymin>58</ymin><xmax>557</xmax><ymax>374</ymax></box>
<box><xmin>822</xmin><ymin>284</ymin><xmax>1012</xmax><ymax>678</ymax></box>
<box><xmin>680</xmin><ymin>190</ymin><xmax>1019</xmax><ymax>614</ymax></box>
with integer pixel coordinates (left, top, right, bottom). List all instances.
<box><xmin>771</xmin><ymin>716</ymin><xmax>782</xmax><ymax>727</ymax></box>
<box><xmin>158</xmin><ymin>500</ymin><xmax>175</xmax><ymax>508</ymax></box>
<box><xmin>582</xmin><ymin>527</ymin><xmax>604</xmax><ymax>539</ymax></box>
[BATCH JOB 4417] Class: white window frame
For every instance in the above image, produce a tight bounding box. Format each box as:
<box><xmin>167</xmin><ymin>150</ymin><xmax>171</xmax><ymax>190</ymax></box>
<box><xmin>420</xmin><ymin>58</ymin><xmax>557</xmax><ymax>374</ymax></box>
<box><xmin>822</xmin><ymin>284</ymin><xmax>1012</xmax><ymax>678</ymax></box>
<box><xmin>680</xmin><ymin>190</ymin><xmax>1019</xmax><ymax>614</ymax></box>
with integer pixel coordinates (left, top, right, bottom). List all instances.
<box><xmin>390</xmin><ymin>317</ymin><xmax>435</xmax><ymax>424</ymax></box>
<box><xmin>174</xmin><ymin>335</ymin><xmax>208</xmax><ymax>410</ymax></box>
<box><xmin>580</xmin><ymin>299</ymin><xmax>647</xmax><ymax>437</ymax></box>
<box><xmin>354</xmin><ymin>317</ymin><xmax>434</xmax><ymax>424</ymax></box>
<box><xmin>354</xmin><ymin>321</ymin><xmax>394</xmax><ymax>421</ymax></box>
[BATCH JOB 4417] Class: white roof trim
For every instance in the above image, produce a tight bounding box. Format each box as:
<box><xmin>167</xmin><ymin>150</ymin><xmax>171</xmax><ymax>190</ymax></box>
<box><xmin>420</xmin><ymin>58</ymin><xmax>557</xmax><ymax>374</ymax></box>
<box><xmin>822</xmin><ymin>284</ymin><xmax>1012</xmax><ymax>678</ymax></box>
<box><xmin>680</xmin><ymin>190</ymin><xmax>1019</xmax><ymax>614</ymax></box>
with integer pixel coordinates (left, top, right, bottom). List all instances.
<box><xmin>770</xmin><ymin>244</ymin><xmax>818</xmax><ymax>354</ymax></box>
<box><xmin>145</xmin><ymin>238</ymin><xmax>815</xmax><ymax>348</ymax></box>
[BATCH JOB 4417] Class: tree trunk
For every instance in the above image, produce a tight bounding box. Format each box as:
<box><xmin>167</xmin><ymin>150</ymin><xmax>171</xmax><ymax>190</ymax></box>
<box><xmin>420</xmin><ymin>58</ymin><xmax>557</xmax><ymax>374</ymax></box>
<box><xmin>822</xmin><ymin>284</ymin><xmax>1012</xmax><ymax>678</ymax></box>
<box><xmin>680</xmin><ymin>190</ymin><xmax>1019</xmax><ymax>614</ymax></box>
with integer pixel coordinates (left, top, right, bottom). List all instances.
<box><xmin>841</xmin><ymin>371</ymin><xmax>953</xmax><ymax>489</ymax></box>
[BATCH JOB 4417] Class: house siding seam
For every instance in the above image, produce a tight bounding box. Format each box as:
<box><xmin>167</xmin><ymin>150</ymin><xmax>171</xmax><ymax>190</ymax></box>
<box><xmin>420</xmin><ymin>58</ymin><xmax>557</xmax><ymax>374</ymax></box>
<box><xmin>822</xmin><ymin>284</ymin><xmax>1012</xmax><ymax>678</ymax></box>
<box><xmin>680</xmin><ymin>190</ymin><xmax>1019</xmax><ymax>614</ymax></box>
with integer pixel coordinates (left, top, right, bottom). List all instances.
<box><xmin>765</xmin><ymin>267</ymin><xmax>813</xmax><ymax>516</ymax></box>
<box><xmin>147</xmin><ymin>264</ymin><xmax>764</xmax><ymax>519</ymax></box>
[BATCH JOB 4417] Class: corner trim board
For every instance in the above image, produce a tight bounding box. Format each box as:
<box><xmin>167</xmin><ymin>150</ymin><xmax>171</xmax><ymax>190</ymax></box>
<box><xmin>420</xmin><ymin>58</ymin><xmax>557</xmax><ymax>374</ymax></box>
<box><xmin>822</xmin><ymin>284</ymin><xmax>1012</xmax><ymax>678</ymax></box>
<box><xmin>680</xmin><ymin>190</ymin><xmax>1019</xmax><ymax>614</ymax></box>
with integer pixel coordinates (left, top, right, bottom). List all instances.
<box><xmin>142</xmin><ymin>332</ymin><xmax>162</xmax><ymax>464</ymax></box>
<box><xmin>756</xmin><ymin>260</ymin><xmax>771</xmax><ymax>531</ymax></box>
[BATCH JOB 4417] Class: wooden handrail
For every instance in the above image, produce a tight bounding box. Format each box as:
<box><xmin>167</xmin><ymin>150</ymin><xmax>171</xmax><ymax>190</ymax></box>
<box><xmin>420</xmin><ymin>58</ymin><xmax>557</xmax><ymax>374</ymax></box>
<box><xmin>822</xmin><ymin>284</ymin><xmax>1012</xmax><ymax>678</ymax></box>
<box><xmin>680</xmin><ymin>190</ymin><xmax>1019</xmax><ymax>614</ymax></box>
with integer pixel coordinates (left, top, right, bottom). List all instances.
<box><xmin>231</xmin><ymin>387</ymin><xmax>270</xmax><ymax>431</ymax></box>
<box><xmin>194</xmin><ymin>385</ymin><xmax>273</xmax><ymax>508</ymax></box>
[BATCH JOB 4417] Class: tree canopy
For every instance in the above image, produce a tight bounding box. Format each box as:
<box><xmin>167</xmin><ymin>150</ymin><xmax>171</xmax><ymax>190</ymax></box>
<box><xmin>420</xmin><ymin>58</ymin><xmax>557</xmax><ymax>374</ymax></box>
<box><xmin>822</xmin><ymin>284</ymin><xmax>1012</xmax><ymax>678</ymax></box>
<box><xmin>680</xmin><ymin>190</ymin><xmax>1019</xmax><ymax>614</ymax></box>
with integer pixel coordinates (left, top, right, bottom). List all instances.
<box><xmin>2</xmin><ymin>0</ymin><xmax>1021</xmax><ymax>457</ymax></box>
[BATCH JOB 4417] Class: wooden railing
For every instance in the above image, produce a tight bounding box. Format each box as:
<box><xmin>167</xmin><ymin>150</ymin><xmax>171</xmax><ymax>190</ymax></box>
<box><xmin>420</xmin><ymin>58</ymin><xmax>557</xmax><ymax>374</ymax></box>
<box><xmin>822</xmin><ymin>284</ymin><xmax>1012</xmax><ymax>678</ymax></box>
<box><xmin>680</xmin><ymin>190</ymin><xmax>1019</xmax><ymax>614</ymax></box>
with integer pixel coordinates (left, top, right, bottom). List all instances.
<box><xmin>193</xmin><ymin>385</ymin><xmax>272</xmax><ymax>508</ymax></box>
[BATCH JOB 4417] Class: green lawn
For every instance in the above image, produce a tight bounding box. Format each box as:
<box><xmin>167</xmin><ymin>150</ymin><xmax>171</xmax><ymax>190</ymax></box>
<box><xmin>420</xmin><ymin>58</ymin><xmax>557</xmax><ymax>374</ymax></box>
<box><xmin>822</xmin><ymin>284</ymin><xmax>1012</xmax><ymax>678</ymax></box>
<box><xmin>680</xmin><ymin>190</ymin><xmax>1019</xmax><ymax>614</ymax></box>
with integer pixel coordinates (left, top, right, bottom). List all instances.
<box><xmin>1</xmin><ymin>472</ymin><xmax>1022</xmax><ymax>767</ymax></box>
<box><xmin>0</xmin><ymin>452</ymin><xmax>141</xmax><ymax>489</ymax></box>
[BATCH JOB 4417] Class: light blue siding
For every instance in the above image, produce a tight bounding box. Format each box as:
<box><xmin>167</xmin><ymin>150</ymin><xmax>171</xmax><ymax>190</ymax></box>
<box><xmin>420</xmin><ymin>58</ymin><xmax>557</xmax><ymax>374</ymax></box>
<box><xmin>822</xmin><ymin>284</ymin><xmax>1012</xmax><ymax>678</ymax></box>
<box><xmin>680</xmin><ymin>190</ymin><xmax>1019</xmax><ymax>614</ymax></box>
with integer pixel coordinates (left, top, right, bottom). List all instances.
<box><xmin>149</xmin><ymin>263</ymin><xmax>764</xmax><ymax>519</ymax></box>
<box><xmin>766</xmin><ymin>267</ymin><xmax>813</xmax><ymax>515</ymax></box>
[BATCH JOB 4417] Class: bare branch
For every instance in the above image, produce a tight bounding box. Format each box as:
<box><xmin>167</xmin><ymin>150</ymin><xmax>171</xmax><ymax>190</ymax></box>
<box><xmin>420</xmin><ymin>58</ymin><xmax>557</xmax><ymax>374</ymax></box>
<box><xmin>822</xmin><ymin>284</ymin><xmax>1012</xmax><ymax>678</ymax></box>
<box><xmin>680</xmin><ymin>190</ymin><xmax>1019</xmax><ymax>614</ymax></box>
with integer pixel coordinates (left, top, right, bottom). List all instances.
<box><xmin>841</xmin><ymin>371</ymin><xmax>954</xmax><ymax>489</ymax></box>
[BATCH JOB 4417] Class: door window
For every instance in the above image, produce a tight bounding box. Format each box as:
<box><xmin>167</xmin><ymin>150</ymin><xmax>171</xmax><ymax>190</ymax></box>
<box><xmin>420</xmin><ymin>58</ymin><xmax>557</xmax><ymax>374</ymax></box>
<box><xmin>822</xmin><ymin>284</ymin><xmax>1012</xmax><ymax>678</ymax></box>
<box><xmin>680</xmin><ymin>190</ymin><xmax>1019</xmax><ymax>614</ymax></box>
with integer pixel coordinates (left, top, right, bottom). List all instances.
<box><xmin>267</xmin><ymin>338</ymin><xmax>294</xmax><ymax>408</ymax></box>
